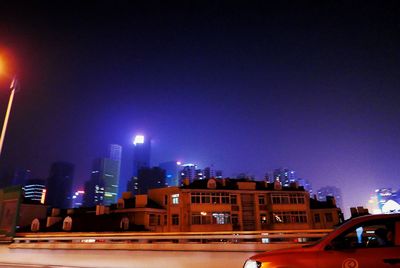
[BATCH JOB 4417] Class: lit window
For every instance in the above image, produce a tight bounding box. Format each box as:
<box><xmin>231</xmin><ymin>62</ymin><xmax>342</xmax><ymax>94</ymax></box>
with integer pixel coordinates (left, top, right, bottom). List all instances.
<box><xmin>172</xmin><ymin>194</ymin><xmax>179</xmax><ymax>204</ymax></box>
<box><xmin>212</xmin><ymin>212</ymin><xmax>230</xmax><ymax>224</ymax></box>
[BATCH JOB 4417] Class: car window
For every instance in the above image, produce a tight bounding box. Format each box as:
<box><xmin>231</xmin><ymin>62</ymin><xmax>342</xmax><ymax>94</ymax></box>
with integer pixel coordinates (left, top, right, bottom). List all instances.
<box><xmin>329</xmin><ymin>219</ymin><xmax>396</xmax><ymax>250</ymax></box>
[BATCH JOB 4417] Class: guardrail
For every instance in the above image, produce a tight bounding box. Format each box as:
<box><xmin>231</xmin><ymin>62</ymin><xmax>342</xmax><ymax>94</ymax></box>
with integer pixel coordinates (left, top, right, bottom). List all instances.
<box><xmin>9</xmin><ymin>229</ymin><xmax>332</xmax><ymax>251</ymax></box>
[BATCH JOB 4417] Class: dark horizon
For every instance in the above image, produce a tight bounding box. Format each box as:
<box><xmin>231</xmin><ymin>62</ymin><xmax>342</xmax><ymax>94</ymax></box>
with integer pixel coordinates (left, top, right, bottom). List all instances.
<box><xmin>1</xmin><ymin>1</ymin><xmax>400</xmax><ymax>215</ymax></box>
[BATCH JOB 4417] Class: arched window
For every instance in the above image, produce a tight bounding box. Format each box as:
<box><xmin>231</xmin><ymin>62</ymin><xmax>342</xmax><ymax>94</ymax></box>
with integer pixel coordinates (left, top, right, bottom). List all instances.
<box><xmin>120</xmin><ymin>217</ymin><xmax>129</xmax><ymax>230</ymax></box>
<box><xmin>63</xmin><ymin>216</ymin><xmax>72</xmax><ymax>231</ymax></box>
<box><xmin>31</xmin><ymin>218</ymin><xmax>40</xmax><ymax>232</ymax></box>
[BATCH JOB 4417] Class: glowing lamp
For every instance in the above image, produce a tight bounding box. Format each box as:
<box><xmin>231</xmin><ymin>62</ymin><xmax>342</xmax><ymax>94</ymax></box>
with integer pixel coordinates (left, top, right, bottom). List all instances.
<box><xmin>0</xmin><ymin>58</ymin><xmax>4</xmax><ymax>75</ymax></box>
<box><xmin>133</xmin><ymin>135</ymin><xmax>145</xmax><ymax>145</ymax></box>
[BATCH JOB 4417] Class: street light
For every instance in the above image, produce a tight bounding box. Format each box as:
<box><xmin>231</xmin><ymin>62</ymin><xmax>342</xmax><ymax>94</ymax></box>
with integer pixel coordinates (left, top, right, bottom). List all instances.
<box><xmin>0</xmin><ymin>76</ymin><xmax>18</xmax><ymax>157</ymax></box>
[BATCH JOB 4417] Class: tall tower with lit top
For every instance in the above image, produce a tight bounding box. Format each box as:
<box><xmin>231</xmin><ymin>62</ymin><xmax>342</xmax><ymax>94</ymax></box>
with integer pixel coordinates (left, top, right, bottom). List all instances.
<box><xmin>132</xmin><ymin>135</ymin><xmax>151</xmax><ymax>177</ymax></box>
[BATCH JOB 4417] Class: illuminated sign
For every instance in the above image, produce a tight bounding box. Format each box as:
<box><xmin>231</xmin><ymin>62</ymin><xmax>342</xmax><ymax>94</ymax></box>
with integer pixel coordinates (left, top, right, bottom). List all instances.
<box><xmin>40</xmin><ymin>189</ymin><xmax>46</xmax><ymax>204</ymax></box>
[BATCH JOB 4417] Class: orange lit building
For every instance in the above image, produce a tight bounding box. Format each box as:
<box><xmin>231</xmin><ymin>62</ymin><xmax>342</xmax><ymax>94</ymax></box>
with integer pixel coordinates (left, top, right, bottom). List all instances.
<box><xmin>27</xmin><ymin>178</ymin><xmax>341</xmax><ymax>232</ymax></box>
<box><xmin>147</xmin><ymin>178</ymin><xmax>342</xmax><ymax>232</ymax></box>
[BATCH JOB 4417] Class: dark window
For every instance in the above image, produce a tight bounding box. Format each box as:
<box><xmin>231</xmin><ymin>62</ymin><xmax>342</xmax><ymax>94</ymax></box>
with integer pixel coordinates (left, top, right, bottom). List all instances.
<box><xmin>201</xmin><ymin>193</ymin><xmax>210</xmax><ymax>203</ymax></box>
<box><xmin>232</xmin><ymin>214</ymin><xmax>239</xmax><ymax>226</ymax></box>
<box><xmin>221</xmin><ymin>193</ymin><xmax>230</xmax><ymax>204</ymax></box>
<box><xmin>211</xmin><ymin>193</ymin><xmax>220</xmax><ymax>204</ymax></box>
<box><xmin>325</xmin><ymin>213</ymin><xmax>333</xmax><ymax>222</ymax></box>
<box><xmin>191</xmin><ymin>192</ymin><xmax>201</xmax><ymax>203</ymax></box>
<box><xmin>149</xmin><ymin>214</ymin><xmax>157</xmax><ymax>226</ymax></box>
<box><xmin>314</xmin><ymin>213</ymin><xmax>321</xmax><ymax>223</ymax></box>
<box><xmin>172</xmin><ymin>214</ymin><xmax>179</xmax><ymax>225</ymax></box>
<box><xmin>230</xmin><ymin>195</ymin><xmax>237</xmax><ymax>204</ymax></box>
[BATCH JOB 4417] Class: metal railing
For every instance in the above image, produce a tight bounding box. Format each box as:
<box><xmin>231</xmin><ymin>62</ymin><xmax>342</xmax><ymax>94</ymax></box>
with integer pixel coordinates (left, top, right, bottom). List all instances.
<box><xmin>12</xmin><ymin>229</ymin><xmax>331</xmax><ymax>251</ymax></box>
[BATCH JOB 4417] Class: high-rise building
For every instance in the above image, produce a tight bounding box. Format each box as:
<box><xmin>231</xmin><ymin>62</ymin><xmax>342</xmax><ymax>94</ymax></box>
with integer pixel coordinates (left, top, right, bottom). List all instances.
<box><xmin>159</xmin><ymin>161</ymin><xmax>181</xmax><ymax>187</ymax></box>
<box><xmin>23</xmin><ymin>178</ymin><xmax>46</xmax><ymax>204</ymax></box>
<box><xmin>317</xmin><ymin>186</ymin><xmax>343</xmax><ymax>210</ymax></box>
<box><xmin>273</xmin><ymin>168</ymin><xmax>296</xmax><ymax>187</ymax></box>
<box><xmin>132</xmin><ymin>135</ymin><xmax>151</xmax><ymax>177</ymax></box>
<box><xmin>46</xmin><ymin>162</ymin><xmax>74</xmax><ymax>209</ymax></box>
<box><xmin>109</xmin><ymin>144</ymin><xmax>122</xmax><ymax>162</ymax></box>
<box><xmin>136</xmin><ymin>167</ymin><xmax>166</xmax><ymax>194</ymax></box>
<box><xmin>100</xmin><ymin>158</ymin><xmax>120</xmax><ymax>205</ymax></box>
<box><xmin>180</xmin><ymin>163</ymin><xmax>197</xmax><ymax>184</ymax></box>
<box><xmin>72</xmin><ymin>190</ymin><xmax>85</xmax><ymax>208</ymax></box>
<box><xmin>83</xmin><ymin>174</ymin><xmax>105</xmax><ymax>207</ymax></box>
<box><xmin>195</xmin><ymin>169</ymin><xmax>204</xmax><ymax>180</ymax></box>
<box><xmin>84</xmin><ymin>158</ymin><xmax>119</xmax><ymax>206</ymax></box>
<box><xmin>203</xmin><ymin>165</ymin><xmax>215</xmax><ymax>179</ymax></box>
<box><xmin>83</xmin><ymin>144</ymin><xmax>122</xmax><ymax>206</ymax></box>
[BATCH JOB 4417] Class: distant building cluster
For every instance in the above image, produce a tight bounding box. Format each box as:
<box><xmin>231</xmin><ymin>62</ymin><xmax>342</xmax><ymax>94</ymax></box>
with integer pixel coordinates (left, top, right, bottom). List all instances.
<box><xmin>8</xmin><ymin>132</ymin><xmax>394</xmax><ymax>236</ymax></box>
<box><xmin>15</xmin><ymin>178</ymin><xmax>343</xmax><ymax>233</ymax></box>
<box><xmin>367</xmin><ymin>188</ymin><xmax>400</xmax><ymax>214</ymax></box>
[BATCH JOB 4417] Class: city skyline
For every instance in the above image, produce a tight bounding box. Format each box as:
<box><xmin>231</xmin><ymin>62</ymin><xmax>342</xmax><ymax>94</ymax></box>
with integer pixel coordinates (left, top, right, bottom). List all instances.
<box><xmin>0</xmin><ymin>1</ymin><xmax>400</xmax><ymax>216</ymax></box>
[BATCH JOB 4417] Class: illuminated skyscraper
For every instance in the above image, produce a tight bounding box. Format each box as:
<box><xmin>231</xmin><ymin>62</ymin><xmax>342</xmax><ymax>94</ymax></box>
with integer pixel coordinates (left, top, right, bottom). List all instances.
<box><xmin>23</xmin><ymin>178</ymin><xmax>46</xmax><ymax>204</ymax></box>
<box><xmin>46</xmin><ymin>162</ymin><xmax>74</xmax><ymax>209</ymax></box>
<box><xmin>109</xmin><ymin>144</ymin><xmax>122</xmax><ymax>162</ymax></box>
<box><xmin>84</xmin><ymin>144</ymin><xmax>122</xmax><ymax>206</ymax></box>
<box><xmin>106</xmin><ymin>144</ymin><xmax>122</xmax><ymax>204</ymax></box>
<box><xmin>159</xmin><ymin>161</ymin><xmax>181</xmax><ymax>187</ymax></box>
<box><xmin>180</xmin><ymin>163</ymin><xmax>197</xmax><ymax>184</ymax></box>
<box><xmin>273</xmin><ymin>168</ymin><xmax>296</xmax><ymax>187</ymax></box>
<box><xmin>83</xmin><ymin>173</ymin><xmax>104</xmax><ymax>207</ymax></box>
<box><xmin>132</xmin><ymin>135</ymin><xmax>151</xmax><ymax>177</ymax></box>
<box><xmin>72</xmin><ymin>190</ymin><xmax>85</xmax><ymax>208</ymax></box>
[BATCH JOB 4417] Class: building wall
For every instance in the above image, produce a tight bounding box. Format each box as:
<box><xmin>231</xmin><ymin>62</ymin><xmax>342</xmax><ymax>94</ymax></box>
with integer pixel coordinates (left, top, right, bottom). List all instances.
<box><xmin>310</xmin><ymin>208</ymin><xmax>341</xmax><ymax>229</ymax></box>
<box><xmin>148</xmin><ymin>185</ymin><xmax>317</xmax><ymax>232</ymax></box>
<box><xmin>18</xmin><ymin>204</ymin><xmax>48</xmax><ymax>228</ymax></box>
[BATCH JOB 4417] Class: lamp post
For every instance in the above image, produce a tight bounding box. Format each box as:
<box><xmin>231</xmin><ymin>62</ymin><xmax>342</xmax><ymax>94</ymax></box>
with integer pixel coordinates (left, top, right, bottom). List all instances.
<box><xmin>0</xmin><ymin>77</ymin><xmax>18</xmax><ymax>157</ymax></box>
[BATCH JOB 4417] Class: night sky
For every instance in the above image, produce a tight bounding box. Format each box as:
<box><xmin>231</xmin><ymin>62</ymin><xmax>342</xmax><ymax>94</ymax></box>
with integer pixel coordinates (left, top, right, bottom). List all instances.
<box><xmin>1</xmin><ymin>1</ymin><xmax>400</xmax><ymax>215</ymax></box>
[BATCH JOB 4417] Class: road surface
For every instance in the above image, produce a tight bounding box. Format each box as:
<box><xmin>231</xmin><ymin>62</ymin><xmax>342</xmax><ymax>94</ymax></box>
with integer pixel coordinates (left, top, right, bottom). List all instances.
<box><xmin>0</xmin><ymin>245</ymin><xmax>257</xmax><ymax>268</ymax></box>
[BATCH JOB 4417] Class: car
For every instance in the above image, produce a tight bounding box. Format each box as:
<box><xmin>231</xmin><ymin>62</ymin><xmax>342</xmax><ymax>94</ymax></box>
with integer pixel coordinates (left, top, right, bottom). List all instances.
<box><xmin>243</xmin><ymin>213</ymin><xmax>400</xmax><ymax>268</ymax></box>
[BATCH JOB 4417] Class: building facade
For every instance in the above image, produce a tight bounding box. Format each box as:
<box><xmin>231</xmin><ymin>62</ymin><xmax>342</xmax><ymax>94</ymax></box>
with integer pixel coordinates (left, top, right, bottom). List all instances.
<box><xmin>148</xmin><ymin>178</ymin><xmax>342</xmax><ymax>232</ymax></box>
<box><xmin>179</xmin><ymin>164</ymin><xmax>197</xmax><ymax>184</ymax></box>
<box><xmin>46</xmin><ymin>162</ymin><xmax>74</xmax><ymax>209</ymax></box>
<box><xmin>159</xmin><ymin>161</ymin><xmax>181</xmax><ymax>187</ymax></box>
<box><xmin>136</xmin><ymin>167</ymin><xmax>166</xmax><ymax>194</ymax></box>
<box><xmin>83</xmin><ymin>144</ymin><xmax>122</xmax><ymax>207</ymax></box>
<box><xmin>132</xmin><ymin>135</ymin><xmax>151</xmax><ymax>177</ymax></box>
